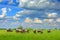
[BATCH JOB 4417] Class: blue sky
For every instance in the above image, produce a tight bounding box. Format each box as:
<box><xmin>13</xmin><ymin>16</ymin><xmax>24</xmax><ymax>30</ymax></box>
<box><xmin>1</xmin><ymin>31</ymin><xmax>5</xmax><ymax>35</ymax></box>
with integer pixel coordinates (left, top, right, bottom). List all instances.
<box><xmin>0</xmin><ymin>0</ymin><xmax>60</xmax><ymax>29</ymax></box>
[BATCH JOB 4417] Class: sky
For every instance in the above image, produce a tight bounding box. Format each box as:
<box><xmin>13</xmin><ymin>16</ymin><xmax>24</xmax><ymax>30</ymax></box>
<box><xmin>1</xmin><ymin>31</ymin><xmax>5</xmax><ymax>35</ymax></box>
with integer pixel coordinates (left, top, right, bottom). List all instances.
<box><xmin>0</xmin><ymin>0</ymin><xmax>60</xmax><ymax>29</ymax></box>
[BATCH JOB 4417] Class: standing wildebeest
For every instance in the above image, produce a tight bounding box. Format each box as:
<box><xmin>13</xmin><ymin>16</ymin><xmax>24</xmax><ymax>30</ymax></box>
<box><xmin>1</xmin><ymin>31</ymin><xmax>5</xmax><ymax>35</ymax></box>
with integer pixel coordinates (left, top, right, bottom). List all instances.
<box><xmin>16</xmin><ymin>28</ymin><xmax>29</xmax><ymax>33</ymax></box>
<box><xmin>23</xmin><ymin>30</ymin><xmax>29</xmax><ymax>33</ymax></box>
<box><xmin>37</xmin><ymin>30</ymin><xmax>43</xmax><ymax>34</ymax></box>
<box><xmin>16</xmin><ymin>27</ymin><xmax>23</xmax><ymax>33</ymax></box>
<box><xmin>33</xmin><ymin>30</ymin><xmax>36</xmax><ymax>34</ymax></box>
<box><xmin>16</xmin><ymin>29</ymin><xmax>23</xmax><ymax>33</ymax></box>
<box><xmin>7</xmin><ymin>28</ymin><xmax>13</xmax><ymax>32</ymax></box>
<box><xmin>47</xmin><ymin>29</ymin><xmax>51</xmax><ymax>33</ymax></box>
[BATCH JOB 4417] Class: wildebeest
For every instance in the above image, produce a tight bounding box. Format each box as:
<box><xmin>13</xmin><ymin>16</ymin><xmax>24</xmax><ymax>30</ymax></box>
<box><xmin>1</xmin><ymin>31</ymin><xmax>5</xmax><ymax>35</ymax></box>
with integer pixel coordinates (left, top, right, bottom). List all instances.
<box><xmin>16</xmin><ymin>29</ymin><xmax>29</xmax><ymax>33</ymax></box>
<box><xmin>33</xmin><ymin>30</ymin><xmax>36</xmax><ymax>34</ymax></box>
<box><xmin>7</xmin><ymin>28</ymin><xmax>13</xmax><ymax>32</ymax></box>
<box><xmin>23</xmin><ymin>30</ymin><xmax>29</xmax><ymax>33</ymax></box>
<box><xmin>16</xmin><ymin>29</ymin><xmax>23</xmax><ymax>33</ymax></box>
<box><xmin>37</xmin><ymin>30</ymin><xmax>43</xmax><ymax>34</ymax></box>
<box><xmin>47</xmin><ymin>29</ymin><xmax>51</xmax><ymax>33</ymax></box>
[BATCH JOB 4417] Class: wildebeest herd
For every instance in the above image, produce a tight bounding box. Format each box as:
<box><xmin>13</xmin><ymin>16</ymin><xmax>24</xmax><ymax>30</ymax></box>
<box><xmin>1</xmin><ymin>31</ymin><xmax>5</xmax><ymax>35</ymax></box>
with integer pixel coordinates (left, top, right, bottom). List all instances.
<box><xmin>7</xmin><ymin>28</ymin><xmax>51</xmax><ymax>34</ymax></box>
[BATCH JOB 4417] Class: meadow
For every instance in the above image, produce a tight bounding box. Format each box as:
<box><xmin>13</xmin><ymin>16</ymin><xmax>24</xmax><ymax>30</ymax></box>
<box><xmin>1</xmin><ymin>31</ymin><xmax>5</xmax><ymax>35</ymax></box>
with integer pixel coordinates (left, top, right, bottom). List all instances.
<box><xmin>0</xmin><ymin>30</ymin><xmax>60</xmax><ymax>40</ymax></box>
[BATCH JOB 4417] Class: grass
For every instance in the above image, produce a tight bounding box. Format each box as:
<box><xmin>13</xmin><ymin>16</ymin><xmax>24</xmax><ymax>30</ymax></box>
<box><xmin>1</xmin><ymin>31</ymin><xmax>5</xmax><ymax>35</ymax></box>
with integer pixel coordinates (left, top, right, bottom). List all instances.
<box><xmin>0</xmin><ymin>30</ymin><xmax>60</xmax><ymax>40</ymax></box>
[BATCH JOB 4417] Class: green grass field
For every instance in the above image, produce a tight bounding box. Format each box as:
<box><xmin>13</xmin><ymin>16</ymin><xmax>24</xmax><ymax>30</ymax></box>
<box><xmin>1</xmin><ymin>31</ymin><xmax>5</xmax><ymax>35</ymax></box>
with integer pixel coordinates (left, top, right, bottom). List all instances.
<box><xmin>0</xmin><ymin>30</ymin><xmax>60</xmax><ymax>40</ymax></box>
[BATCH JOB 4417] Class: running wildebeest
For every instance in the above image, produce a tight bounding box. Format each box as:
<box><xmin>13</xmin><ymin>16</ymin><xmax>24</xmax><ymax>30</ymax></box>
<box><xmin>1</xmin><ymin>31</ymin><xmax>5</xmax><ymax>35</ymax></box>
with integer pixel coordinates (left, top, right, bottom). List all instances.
<box><xmin>7</xmin><ymin>28</ymin><xmax>13</xmax><ymax>32</ymax></box>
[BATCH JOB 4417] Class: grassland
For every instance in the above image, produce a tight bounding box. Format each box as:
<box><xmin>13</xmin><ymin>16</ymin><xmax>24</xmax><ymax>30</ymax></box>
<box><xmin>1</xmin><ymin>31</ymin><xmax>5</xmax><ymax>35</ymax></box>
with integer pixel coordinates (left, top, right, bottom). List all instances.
<box><xmin>0</xmin><ymin>30</ymin><xmax>60</xmax><ymax>40</ymax></box>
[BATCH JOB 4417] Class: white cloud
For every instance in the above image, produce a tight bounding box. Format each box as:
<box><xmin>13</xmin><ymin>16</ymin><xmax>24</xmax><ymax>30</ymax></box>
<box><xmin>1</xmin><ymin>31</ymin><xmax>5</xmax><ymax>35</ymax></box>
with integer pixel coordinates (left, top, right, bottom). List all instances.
<box><xmin>0</xmin><ymin>0</ymin><xmax>3</xmax><ymax>2</ymax></box>
<box><xmin>19</xmin><ymin>0</ymin><xmax>50</xmax><ymax>9</ymax></box>
<box><xmin>13</xmin><ymin>16</ymin><xmax>20</xmax><ymax>20</ymax></box>
<box><xmin>47</xmin><ymin>13</ymin><xmax>57</xmax><ymax>18</ymax></box>
<box><xmin>16</xmin><ymin>9</ymin><xmax>46</xmax><ymax>18</ymax></box>
<box><xmin>34</xmin><ymin>18</ymin><xmax>42</xmax><ymax>23</ymax></box>
<box><xmin>24</xmin><ymin>17</ymin><xmax>42</xmax><ymax>23</ymax></box>
<box><xmin>24</xmin><ymin>17</ymin><xmax>32</xmax><ymax>23</ymax></box>
<box><xmin>19</xmin><ymin>0</ymin><xmax>60</xmax><ymax>10</ymax></box>
<box><xmin>16</xmin><ymin>13</ymin><xmax>22</xmax><ymax>17</ymax></box>
<box><xmin>13</xmin><ymin>12</ymin><xmax>22</xmax><ymax>20</ymax></box>
<box><xmin>17</xmin><ymin>9</ymin><xmax>37</xmax><ymax>15</ymax></box>
<box><xmin>43</xmin><ymin>19</ymin><xmax>54</xmax><ymax>23</ymax></box>
<box><xmin>16</xmin><ymin>9</ymin><xmax>58</xmax><ymax>21</ymax></box>
<box><xmin>56</xmin><ymin>18</ymin><xmax>60</xmax><ymax>22</ymax></box>
<box><xmin>0</xmin><ymin>8</ymin><xmax>7</xmax><ymax>18</ymax></box>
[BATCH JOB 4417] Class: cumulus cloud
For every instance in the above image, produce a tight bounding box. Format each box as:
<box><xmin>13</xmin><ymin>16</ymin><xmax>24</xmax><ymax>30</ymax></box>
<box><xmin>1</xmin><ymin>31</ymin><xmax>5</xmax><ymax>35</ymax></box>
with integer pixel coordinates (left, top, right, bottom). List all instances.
<box><xmin>47</xmin><ymin>12</ymin><xmax>57</xmax><ymax>18</ymax></box>
<box><xmin>17</xmin><ymin>9</ymin><xmax>37</xmax><ymax>15</ymax></box>
<box><xmin>16</xmin><ymin>9</ymin><xmax>59</xmax><ymax>19</ymax></box>
<box><xmin>34</xmin><ymin>18</ymin><xmax>42</xmax><ymax>23</ymax></box>
<box><xmin>0</xmin><ymin>8</ymin><xmax>7</xmax><ymax>18</ymax></box>
<box><xmin>19</xmin><ymin>0</ymin><xmax>49</xmax><ymax>9</ymax></box>
<box><xmin>43</xmin><ymin>19</ymin><xmax>54</xmax><ymax>23</ymax></box>
<box><xmin>24</xmin><ymin>17</ymin><xmax>32</xmax><ymax>23</ymax></box>
<box><xmin>16</xmin><ymin>9</ymin><xmax>47</xmax><ymax>19</ymax></box>
<box><xmin>13</xmin><ymin>16</ymin><xmax>20</xmax><ymax>20</ymax></box>
<box><xmin>19</xmin><ymin>0</ymin><xmax>60</xmax><ymax>10</ymax></box>
<box><xmin>13</xmin><ymin>12</ymin><xmax>22</xmax><ymax>20</ymax></box>
<box><xmin>56</xmin><ymin>18</ymin><xmax>60</xmax><ymax>22</ymax></box>
<box><xmin>24</xmin><ymin>17</ymin><xmax>42</xmax><ymax>23</ymax></box>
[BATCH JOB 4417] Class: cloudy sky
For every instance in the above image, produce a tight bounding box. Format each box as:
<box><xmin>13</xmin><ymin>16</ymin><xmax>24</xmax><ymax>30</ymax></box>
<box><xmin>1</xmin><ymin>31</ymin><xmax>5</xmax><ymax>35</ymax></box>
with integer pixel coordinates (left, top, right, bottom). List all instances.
<box><xmin>0</xmin><ymin>0</ymin><xmax>60</xmax><ymax>29</ymax></box>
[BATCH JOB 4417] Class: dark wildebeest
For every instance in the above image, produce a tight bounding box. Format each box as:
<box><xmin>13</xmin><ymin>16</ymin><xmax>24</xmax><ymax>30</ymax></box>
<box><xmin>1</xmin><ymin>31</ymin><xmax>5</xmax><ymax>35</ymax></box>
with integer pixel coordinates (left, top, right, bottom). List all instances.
<box><xmin>37</xmin><ymin>30</ymin><xmax>43</xmax><ymax>34</ymax></box>
<box><xmin>7</xmin><ymin>28</ymin><xmax>13</xmax><ymax>32</ymax></box>
<box><xmin>23</xmin><ymin>30</ymin><xmax>29</xmax><ymax>33</ymax></box>
<box><xmin>47</xmin><ymin>29</ymin><xmax>51</xmax><ymax>33</ymax></box>
<box><xmin>16</xmin><ymin>29</ymin><xmax>20</xmax><ymax>32</ymax></box>
<box><xmin>33</xmin><ymin>30</ymin><xmax>36</xmax><ymax>34</ymax></box>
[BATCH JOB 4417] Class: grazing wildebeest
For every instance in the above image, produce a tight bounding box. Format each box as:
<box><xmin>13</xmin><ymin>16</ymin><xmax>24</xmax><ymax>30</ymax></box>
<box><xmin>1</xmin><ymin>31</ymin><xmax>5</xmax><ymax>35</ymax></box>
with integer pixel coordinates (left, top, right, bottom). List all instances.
<box><xmin>16</xmin><ymin>29</ymin><xmax>20</xmax><ymax>32</ymax></box>
<box><xmin>33</xmin><ymin>30</ymin><xmax>36</xmax><ymax>34</ymax></box>
<box><xmin>23</xmin><ymin>30</ymin><xmax>29</xmax><ymax>33</ymax></box>
<box><xmin>37</xmin><ymin>30</ymin><xmax>43</xmax><ymax>34</ymax></box>
<box><xmin>7</xmin><ymin>28</ymin><xmax>13</xmax><ymax>32</ymax></box>
<box><xmin>47</xmin><ymin>29</ymin><xmax>51</xmax><ymax>33</ymax></box>
<box><xmin>16</xmin><ymin>29</ymin><xmax>23</xmax><ymax>33</ymax></box>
